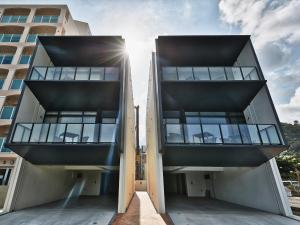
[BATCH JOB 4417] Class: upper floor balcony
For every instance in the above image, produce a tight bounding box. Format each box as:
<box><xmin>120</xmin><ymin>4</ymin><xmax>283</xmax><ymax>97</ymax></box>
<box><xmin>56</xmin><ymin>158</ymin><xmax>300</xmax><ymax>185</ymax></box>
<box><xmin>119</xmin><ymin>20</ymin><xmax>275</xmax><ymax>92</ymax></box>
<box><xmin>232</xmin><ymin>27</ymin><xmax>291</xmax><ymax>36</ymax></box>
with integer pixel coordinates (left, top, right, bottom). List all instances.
<box><xmin>0</xmin><ymin>8</ymin><xmax>31</xmax><ymax>24</ymax></box>
<box><xmin>32</xmin><ymin>8</ymin><xmax>60</xmax><ymax>24</ymax></box>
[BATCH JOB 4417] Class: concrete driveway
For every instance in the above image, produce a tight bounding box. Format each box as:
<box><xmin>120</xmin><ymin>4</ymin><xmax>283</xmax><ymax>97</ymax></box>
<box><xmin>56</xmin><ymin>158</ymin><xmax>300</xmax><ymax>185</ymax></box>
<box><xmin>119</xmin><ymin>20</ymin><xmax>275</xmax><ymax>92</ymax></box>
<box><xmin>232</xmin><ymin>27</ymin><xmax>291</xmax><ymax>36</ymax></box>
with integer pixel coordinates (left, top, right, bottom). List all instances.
<box><xmin>0</xmin><ymin>196</ymin><xmax>117</xmax><ymax>225</ymax></box>
<box><xmin>166</xmin><ymin>196</ymin><xmax>300</xmax><ymax>225</ymax></box>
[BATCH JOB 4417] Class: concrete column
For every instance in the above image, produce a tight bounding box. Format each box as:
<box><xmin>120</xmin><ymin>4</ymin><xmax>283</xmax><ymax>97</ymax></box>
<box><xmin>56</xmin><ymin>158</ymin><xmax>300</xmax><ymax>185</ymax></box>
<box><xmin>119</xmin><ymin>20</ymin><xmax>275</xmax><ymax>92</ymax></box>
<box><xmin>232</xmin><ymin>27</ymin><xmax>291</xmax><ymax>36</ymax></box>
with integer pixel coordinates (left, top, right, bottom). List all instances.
<box><xmin>3</xmin><ymin>69</ymin><xmax>15</xmax><ymax>90</ymax></box>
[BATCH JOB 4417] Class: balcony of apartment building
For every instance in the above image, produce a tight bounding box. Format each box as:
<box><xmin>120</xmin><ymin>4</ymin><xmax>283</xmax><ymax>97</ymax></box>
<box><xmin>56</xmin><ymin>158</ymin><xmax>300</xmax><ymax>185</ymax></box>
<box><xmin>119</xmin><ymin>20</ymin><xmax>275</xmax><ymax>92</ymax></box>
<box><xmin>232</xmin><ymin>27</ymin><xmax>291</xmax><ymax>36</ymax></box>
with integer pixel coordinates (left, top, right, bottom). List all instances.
<box><xmin>0</xmin><ymin>8</ymin><xmax>30</xmax><ymax>24</ymax></box>
<box><xmin>6</xmin><ymin>36</ymin><xmax>125</xmax><ymax>165</ymax></box>
<box><xmin>32</xmin><ymin>8</ymin><xmax>60</xmax><ymax>24</ymax></box>
<box><xmin>156</xmin><ymin>36</ymin><xmax>287</xmax><ymax>167</ymax></box>
<box><xmin>0</xmin><ymin>26</ymin><xmax>24</xmax><ymax>46</ymax></box>
<box><xmin>26</xmin><ymin>26</ymin><xmax>56</xmax><ymax>44</ymax></box>
<box><xmin>0</xmin><ymin>45</ymin><xmax>16</xmax><ymax>67</ymax></box>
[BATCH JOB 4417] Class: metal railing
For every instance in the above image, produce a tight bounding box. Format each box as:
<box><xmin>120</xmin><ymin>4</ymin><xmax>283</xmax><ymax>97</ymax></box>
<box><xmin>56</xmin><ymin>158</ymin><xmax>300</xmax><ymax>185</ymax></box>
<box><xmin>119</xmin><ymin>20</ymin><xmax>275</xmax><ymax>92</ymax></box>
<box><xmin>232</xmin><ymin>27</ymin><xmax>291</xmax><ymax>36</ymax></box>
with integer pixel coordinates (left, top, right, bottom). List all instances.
<box><xmin>164</xmin><ymin>123</ymin><xmax>282</xmax><ymax>145</ymax></box>
<box><xmin>29</xmin><ymin>66</ymin><xmax>120</xmax><ymax>81</ymax></box>
<box><xmin>12</xmin><ymin>123</ymin><xmax>117</xmax><ymax>144</ymax></box>
<box><xmin>162</xmin><ymin>66</ymin><xmax>260</xmax><ymax>81</ymax></box>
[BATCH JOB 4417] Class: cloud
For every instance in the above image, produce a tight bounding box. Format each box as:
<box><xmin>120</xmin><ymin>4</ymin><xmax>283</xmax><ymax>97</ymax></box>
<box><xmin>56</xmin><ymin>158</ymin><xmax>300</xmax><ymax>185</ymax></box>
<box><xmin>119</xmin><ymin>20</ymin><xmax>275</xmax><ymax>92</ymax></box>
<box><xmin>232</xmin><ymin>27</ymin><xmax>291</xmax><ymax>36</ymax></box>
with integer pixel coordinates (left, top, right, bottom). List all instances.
<box><xmin>219</xmin><ymin>0</ymin><xmax>300</xmax><ymax>123</ymax></box>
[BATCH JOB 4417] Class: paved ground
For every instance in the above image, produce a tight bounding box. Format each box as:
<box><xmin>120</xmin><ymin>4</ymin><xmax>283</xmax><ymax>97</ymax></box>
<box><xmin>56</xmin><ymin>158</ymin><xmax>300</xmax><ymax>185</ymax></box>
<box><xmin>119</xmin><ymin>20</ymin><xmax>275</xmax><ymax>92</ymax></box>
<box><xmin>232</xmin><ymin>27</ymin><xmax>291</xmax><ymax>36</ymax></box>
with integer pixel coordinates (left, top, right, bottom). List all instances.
<box><xmin>0</xmin><ymin>196</ymin><xmax>117</xmax><ymax>225</ymax></box>
<box><xmin>166</xmin><ymin>196</ymin><xmax>300</xmax><ymax>225</ymax></box>
<box><xmin>113</xmin><ymin>191</ymin><xmax>169</xmax><ymax>225</ymax></box>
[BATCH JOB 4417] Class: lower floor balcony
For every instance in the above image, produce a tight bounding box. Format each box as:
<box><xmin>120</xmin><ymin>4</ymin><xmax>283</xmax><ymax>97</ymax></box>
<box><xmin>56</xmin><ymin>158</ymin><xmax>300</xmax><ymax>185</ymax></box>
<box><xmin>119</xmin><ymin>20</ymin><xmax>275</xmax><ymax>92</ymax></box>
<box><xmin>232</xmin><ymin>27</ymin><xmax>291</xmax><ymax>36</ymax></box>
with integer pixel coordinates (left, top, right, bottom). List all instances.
<box><xmin>163</xmin><ymin>123</ymin><xmax>286</xmax><ymax>167</ymax></box>
<box><xmin>6</xmin><ymin>123</ymin><xmax>120</xmax><ymax>165</ymax></box>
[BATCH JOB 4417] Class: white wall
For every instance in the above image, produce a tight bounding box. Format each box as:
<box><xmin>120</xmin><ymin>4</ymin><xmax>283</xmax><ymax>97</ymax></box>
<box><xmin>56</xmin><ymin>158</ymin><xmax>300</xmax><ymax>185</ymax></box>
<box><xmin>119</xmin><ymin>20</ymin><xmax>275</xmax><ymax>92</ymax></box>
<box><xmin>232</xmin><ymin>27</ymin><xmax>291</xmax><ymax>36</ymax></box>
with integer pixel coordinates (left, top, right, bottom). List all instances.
<box><xmin>213</xmin><ymin>159</ymin><xmax>292</xmax><ymax>216</ymax></box>
<box><xmin>186</xmin><ymin>172</ymin><xmax>206</xmax><ymax>197</ymax></box>
<box><xmin>81</xmin><ymin>171</ymin><xmax>101</xmax><ymax>196</ymax></box>
<box><xmin>12</xmin><ymin>162</ymin><xmax>75</xmax><ymax>210</ymax></box>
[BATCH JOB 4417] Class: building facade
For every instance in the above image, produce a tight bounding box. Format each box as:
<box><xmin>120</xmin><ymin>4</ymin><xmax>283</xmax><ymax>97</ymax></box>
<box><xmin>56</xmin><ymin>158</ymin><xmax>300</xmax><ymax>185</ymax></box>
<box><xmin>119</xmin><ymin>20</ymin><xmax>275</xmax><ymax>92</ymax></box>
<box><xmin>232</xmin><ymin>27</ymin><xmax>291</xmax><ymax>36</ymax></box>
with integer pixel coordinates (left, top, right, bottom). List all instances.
<box><xmin>0</xmin><ymin>4</ymin><xmax>91</xmax><ymax>211</ymax></box>
<box><xmin>146</xmin><ymin>35</ymin><xmax>292</xmax><ymax>216</ymax></box>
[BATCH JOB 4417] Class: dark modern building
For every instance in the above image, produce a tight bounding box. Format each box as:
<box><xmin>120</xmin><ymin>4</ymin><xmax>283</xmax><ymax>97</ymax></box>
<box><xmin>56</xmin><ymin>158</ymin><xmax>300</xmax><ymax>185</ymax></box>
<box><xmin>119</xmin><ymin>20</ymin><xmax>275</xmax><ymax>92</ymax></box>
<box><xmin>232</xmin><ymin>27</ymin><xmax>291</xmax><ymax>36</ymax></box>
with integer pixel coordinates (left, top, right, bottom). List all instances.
<box><xmin>3</xmin><ymin>36</ymin><xmax>135</xmax><ymax>213</ymax></box>
<box><xmin>147</xmin><ymin>35</ymin><xmax>292</xmax><ymax>216</ymax></box>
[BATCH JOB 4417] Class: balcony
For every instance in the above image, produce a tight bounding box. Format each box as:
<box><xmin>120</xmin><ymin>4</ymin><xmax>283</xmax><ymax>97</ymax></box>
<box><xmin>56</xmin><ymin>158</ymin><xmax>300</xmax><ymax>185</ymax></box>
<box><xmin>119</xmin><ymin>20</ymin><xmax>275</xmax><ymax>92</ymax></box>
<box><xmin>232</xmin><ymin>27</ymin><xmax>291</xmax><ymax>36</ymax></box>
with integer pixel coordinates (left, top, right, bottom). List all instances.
<box><xmin>163</xmin><ymin>123</ymin><xmax>286</xmax><ymax>167</ymax></box>
<box><xmin>161</xmin><ymin>66</ymin><xmax>266</xmax><ymax>112</ymax></box>
<box><xmin>7</xmin><ymin>123</ymin><xmax>119</xmax><ymax>165</ymax></box>
<box><xmin>25</xmin><ymin>66</ymin><xmax>120</xmax><ymax>111</ymax></box>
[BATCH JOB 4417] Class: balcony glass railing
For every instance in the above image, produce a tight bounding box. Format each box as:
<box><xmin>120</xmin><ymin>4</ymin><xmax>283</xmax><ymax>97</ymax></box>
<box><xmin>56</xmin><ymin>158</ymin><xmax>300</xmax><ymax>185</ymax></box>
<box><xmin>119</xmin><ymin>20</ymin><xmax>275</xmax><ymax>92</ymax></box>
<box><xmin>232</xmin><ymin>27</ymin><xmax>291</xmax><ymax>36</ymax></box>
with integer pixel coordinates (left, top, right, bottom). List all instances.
<box><xmin>12</xmin><ymin>123</ymin><xmax>117</xmax><ymax>144</ymax></box>
<box><xmin>32</xmin><ymin>15</ymin><xmax>59</xmax><ymax>23</ymax></box>
<box><xmin>30</xmin><ymin>66</ymin><xmax>120</xmax><ymax>81</ymax></box>
<box><xmin>165</xmin><ymin>123</ymin><xmax>281</xmax><ymax>145</ymax></box>
<box><xmin>162</xmin><ymin>66</ymin><xmax>259</xmax><ymax>81</ymax></box>
<box><xmin>0</xmin><ymin>15</ymin><xmax>28</xmax><ymax>23</ymax></box>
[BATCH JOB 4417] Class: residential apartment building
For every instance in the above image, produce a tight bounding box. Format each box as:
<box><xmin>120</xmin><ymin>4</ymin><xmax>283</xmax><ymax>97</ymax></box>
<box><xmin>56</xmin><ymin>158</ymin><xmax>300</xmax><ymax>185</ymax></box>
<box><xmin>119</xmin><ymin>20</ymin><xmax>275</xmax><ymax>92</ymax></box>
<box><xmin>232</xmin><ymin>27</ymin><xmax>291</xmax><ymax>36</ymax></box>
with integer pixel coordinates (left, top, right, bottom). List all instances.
<box><xmin>4</xmin><ymin>35</ymin><xmax>135</xmax><ymax>213</ymax></box>
<box><xmin>0</xmin><ymin>4</ymin><xmax>91</xmax><ymax>211</ymax></box>
<box><xmin>147</xmin><ymin>35</ymin><xmax>292</xmax><ymax>216</ymax></box>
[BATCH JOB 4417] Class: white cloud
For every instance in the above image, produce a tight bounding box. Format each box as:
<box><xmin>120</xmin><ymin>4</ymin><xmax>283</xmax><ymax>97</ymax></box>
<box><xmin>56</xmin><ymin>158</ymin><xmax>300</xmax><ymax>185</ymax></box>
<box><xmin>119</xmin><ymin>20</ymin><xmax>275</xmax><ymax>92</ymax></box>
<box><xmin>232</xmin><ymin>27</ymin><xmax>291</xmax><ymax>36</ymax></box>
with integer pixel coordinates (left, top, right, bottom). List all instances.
<box><xmin>278</xmin><ymin>87</ymin><xmax>300</xmax><ymax>123</ymax></box>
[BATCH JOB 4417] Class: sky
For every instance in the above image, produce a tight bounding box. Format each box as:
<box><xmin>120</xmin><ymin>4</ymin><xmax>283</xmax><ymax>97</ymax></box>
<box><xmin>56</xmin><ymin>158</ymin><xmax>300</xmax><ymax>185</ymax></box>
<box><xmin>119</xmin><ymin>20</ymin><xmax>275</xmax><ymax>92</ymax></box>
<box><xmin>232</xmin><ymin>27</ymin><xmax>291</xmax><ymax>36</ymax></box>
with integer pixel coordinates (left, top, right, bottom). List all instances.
<box><xmin>2</xmin><ymin>0</ymin><xmax>300</xmax><ymax>144</ymax></box>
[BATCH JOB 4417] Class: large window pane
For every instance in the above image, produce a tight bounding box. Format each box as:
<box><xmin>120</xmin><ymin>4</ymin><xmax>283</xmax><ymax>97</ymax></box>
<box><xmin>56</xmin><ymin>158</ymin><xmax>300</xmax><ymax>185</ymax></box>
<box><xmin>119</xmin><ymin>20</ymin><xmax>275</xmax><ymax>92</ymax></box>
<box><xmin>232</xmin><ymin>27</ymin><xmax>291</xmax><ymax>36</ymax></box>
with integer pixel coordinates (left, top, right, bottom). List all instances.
<box><xmin>29</xmin><ymin>124</ymin><xmax>49</xmax><ymax>143</ymax></box>
<box><xmin>241</xmin><ymin>67</ymin><xmax>259</xmax><ymax>80</ymax></box>
<box><xmin>239</xmin><ymin>124</ymin><xmax>261</xmax><ymax>144</ymax></box>
<box><xmin>75</xmin><ymin>67</ymin><xmax>90</xmax><ymax>80</ymax></box>
<box><xmin>59</xmin><ymin>116</ymin><xmax>82</xmax><ymax>123</ymax></box>
<box><xmin>184</xmin><ymin>124</ymin><xmax>202</xmax><ymax>144</ymax></box>
<box><xmin>0</xmin><ymin>106</ymin><xmax>14</xmax><ymax>119</ymax></box>
<box><xmin>202</xmin><ymin>124</ymin><xmax>222</xmax><ymax>143</ymax></box>
<box><xmin>200</xmin><ymin>116</ymin><xmax>227</xmax><ymax>124</ymax></box>
<box><xmin>10</xmin><ymin>79</ymin><xmax>23</xmax><ymax>90</ymax></box>
<box><xmin>165</xmin><ymin>124</ymin><xmax>184</xmax><ymax>143</ymax></box>
<box><xmin>1</xmin><ymin>16</ymin><xmax>10</xmax><ymax>23</ymax></box>
<box><xmin>46</xmin><ymin>67</ymin><xmax>61</xmax><ymax>80</ymax></box>
<box><xmin>105</xmin><ymin>67</ymin><xmax>119</xmax><ymax>80</ymax></box>
<box><xmin>61</xmin><ymin>67</ymin><xmax>75</xmax><ymax>80</ymax></box>
<box><xmin>100</xmin><ymin>124</ymin><xmax>116</xmax><ymax>142</ymax></box>
<box><xmin>31</xmin><ymin>67</ymin><xmax>47</xmax><ymax>80</ymax></box>
<box><xmin>65</xmin><ymin>124</ymin><xmax>82</xmax><ymax>143</ymax></box>
<box><xmin>193</xmin><ymin>67</ymin><xmax>210</xmax><ymax>80</ymax></box>
<box><xmin>162</xmin><ymin>67</ymin><xmax>177</xmax><ymax>80</ymax></box>
<box><xmin>47</xmin><ymin>124</ymin><xmax>66</xmax><ymax>142</ymax></box>
<box><xmin>209</xmin><ymin>67</ymin><xmax>226</xmax><ymax>80</ymax></box>
<box><xmin>258</xmin><ymin>125</ymin><xmax>280</xmax><ymax>145</ymax></box>
<box><xmin>90</xmin><ymin>67</ymin><xmax>104</xmax><ymax>80</ymax></box>
<box><xmin>220</xmin><ymin>124</ymin><xmax>242</xmax><ymax>144</ymax></box>
<box><xmin>18</xmin><ymin>16</ymin><xmax>27</xmax><ymax>23</ymax></box>
<box><xmin>13</xmin><ymin>124</ymin><xmax>32</xmax><ymax>142</ymax></box>
<box><xmin>177</xmin><ymin>67</ymin><xmax>193</xmax><ymax>80</ymax></box>
<box><xmin>82</xmin><ymin>124</ymin><xmax>99</xmax><ymax>143</ymax></box>
<box><xmin>225</xmin><ymin>67</ymin><xmax>243</xmax><ymax>80</ymax></box>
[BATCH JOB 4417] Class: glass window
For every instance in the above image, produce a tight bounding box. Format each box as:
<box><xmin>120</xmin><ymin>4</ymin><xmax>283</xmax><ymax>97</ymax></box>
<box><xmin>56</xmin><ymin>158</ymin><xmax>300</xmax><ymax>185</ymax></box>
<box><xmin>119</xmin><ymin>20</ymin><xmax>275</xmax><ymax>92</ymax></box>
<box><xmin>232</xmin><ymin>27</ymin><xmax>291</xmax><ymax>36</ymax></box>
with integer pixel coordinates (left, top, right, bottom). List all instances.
<box><xmin>165</xmin><ymin>124</ymin><xmax>184</xmax><ymax>143</ymax></box>
<box><xmin>202</xmin><ymin>124</ymin><xmax>222</xmax><ymax>143</ymax></box>
<box><xmin>29</xmin><ymin>124</ymin><xmax>49</xmax><ymax>143</ymax></box>
<box><xmin>90</xmin><ymin>67</ymin><xmax>104</xmax><ymax>80</ymax></box>
<box><xmin>177</xmin><ymin>67</ymin><xmax>193</xmax><ymax>80</ymax></box>
<box><xmin>18</xmin><ymin>16</ymin><xmax>27</xmax><ymax>23</ymax></box>
<box><xmin>2</xmin><ymin>34</ymin><xmax>12</xmax><ymax>42</ymax></box>
<box><xmin>105</xmin><ymin>67</ymin><xmax>119</xmax><ymax>80</ymax></box>
<box><xmin>50</xmin><ymin>16</ymin><xmax>59</xmax><ymax>23</ymax></box>
<box><xmin>164</xmin><ymin>118</ymin><xmax>180</xmax><ymax>124</ymax></box>
<box><xmin>83</xmin><ymin>116</ymin><xmax>96</xmax><ymax>123</ymax></box>
<box><xmin>33</xmin><ymin>16</ymin><xmax>42</xmax><ymax>23</ymax></box>
<box><xmin>193</xmin><ymin>67</ymin><xmax>210</xmax><ymax>80</ymax></box>
<box><xmin>258</xmin><ymin>125</ymin><xmax>281</xmax><ymax>145</ymax></box>
<box><xmin>225</xmin><ymin>67</ymin><xmax>243</xmax><ymax>80</ymax></box>
<box><xmin>200</xmin><ymin>116</ymin><xmax>227</xmax><ymax>124</ymax></box>
<box><xmin>59</xmin><ymin>116</ymin><xmax>82</xmax><ymax>123</ymax></box>
<box><xmin>47</xmin><ymin>124</ymin><xmax>66</xmax><ymax>142</ymax></box>
<box><xmin>45</xmin><ymin>67</ymin><xmax>61</xmax><ymax>80</ymax></box>
<box><xmin>65</xmin><ymin>124</ymin><xmax>82</xmax><ymax>143</ymax></box>
<box><xmin>26</xmin><ymin>34</ymin><xmax>37</xmax><ymax>43</ymax></box>
<box><xmin>31</xmin><ymin>67</ymin><xmax>47</xmax><ymax>80</ymax></box>
<box><xmin>100</xmin><ymin>124</ymin><xmax>116</xmax><ymax>142</ymax></box>
<box><xmin>1</xmin><ymin>16</ymin><xmax>10</xmax><ymax>23</ymax></box>
<box><xmin>10</xmin><ymin>79</ymin><xmax>23</xmax><ymax>90</ymax></box>
<box><xmin>102</xmin><ymin>118</ymin><xmax>116</xmax><ymax>123</ymax></box>
<box><xmin>60</xmin><ymin>67</ymin><xmax>75</xmax><ymax>80</ymax></box>
<box><xmin>241</xmin><ymin>67</ymin><xmax>259</xmax><ymax>80</ymax></box>
<box><xmin>44</xmin><ymin>116</ymin><xmax>57</xmax><ymax>123</ymax></box>
<box><xmin>0</xmin><ymin>79</ymin><xmax>5</xmax><ymax>89</ymax></box>
<box><xmin>209</xmin><ymin>67</ymin><xmax>226</xmax><ymax>80</ymax></box>
<box><xmin>0</xmin><ymin>137</ymin><xmax>10</xmax><ymax>152</ymax></box>
<box><xmin>11</xmin><ymin>34</ymin><xmax>21</xmax><ymax>42</ymax></box>
<box><xmin>162</xmin><ymin>67</ymin><xmax>177</xmax><ymax>80</ymax></box>
<box><xmin>82</xmin><ymin>124</ymin><xmax>99</xmax><ymax>143</ymax></box>
<box><xmin>42</xmin><ymin>16</ymin><xmax>50</xmax><ymax>23</ymax></box>
<box><xmin>10</xmin><ymin>16</ymin><xmax>18</xmax><ymax>23</ymax></box>
<box><xmin>184</xmin><ymin>124</ymin><xmax>202</xmax><ymax>144</ymax></box>
<box><xmin>0</xmin><ymin>106</ymin><xmax>15</xmax><ymax>119</ymax></box>
<box><xmin>19</xmin><ymin>55</ymin><xmax>31</xmax><ymax>64</ymax></box>
<box><xmin>239</xmin><ymin>124</ymin><xmax>261</xmax><ymax>144</ymax></box>
<box><xmin>220</xmin><ymin>124</ymin><xmax>242</xmax><ymax>144</ymax></box>
<box><xmin>12</xmin><ymin>123</ymin><xmax>32</xmax><ymax>142</ymax></box>
<box><xmin>186</xmin><ymin>116</ymin><xmax>201</xmax><ymax>124</ymax></box>
<box><xmin>75</xmin><ymin>67</ymin><xmax>90</xmax><ymax>80</ymax></box>
<box><xmin>1</xmin><ymin>55</ymin><xmax>13</xmax><ymax>64</ymax></box>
